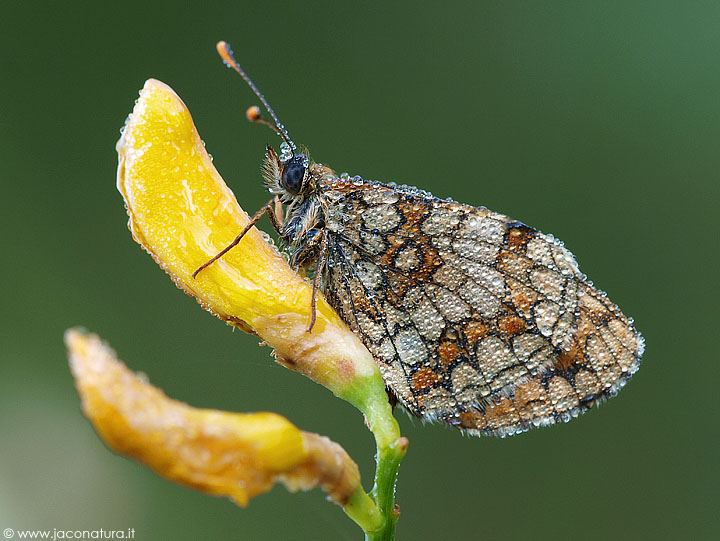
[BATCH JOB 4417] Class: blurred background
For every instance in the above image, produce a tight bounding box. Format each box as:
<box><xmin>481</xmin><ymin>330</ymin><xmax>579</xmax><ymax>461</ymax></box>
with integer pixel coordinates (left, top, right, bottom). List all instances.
<box><xmin>1</xmin><ymin>1</ymin><xmax>717</xmax><ymax>539</ymax></box>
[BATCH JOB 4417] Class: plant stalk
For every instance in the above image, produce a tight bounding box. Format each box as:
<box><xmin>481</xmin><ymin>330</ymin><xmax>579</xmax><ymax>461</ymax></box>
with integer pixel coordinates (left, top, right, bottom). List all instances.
<box><xmin>343</xmin><ymin>375</ymin><xmax>407</xmax><ymax>540</ymax></box>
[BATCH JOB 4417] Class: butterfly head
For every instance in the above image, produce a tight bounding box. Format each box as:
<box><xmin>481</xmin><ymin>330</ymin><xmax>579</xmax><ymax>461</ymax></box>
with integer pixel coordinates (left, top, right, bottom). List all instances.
<box><xmin>263</xmin><ymin>145</ymin><xmax>315</xmax><ymax>201</ymax></box>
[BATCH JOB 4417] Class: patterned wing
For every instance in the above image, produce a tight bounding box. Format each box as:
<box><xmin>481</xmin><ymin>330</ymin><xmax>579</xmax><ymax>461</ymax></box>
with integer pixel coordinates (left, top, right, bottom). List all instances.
<box><xmin>318</xmin><ymin>178</ymin><xmax>644</xmax><ymax>437</ymax></box>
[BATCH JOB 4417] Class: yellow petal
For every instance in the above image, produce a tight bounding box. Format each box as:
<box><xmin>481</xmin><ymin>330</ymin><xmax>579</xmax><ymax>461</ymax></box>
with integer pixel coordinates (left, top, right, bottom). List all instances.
<box><xmin>66</xmin><ymin>328</ymin><xmax>364</xmax><ymax>507</ymax></box>
<box><xmin>116</xmin><ymin>79</ymin><xmax>379</xmax><ymax>396</ymax></box>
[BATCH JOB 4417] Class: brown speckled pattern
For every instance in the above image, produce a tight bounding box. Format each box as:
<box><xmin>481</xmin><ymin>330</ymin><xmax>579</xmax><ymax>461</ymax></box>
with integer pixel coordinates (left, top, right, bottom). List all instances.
<box><xmin>283</xmin><ymin>164</ymin><xmax>644</xmax><ymax>437</ymax></box>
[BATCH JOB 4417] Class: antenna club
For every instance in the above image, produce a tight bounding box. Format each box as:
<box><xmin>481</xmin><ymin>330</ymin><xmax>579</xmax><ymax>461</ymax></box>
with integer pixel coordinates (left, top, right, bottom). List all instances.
<box><xmin>216</xmin><ymin>41</ymin><xmax>233</xmax><ymax>67</ymax></box>
<box><xmin>246</xmin><ymin>105</ymin><xmax>262</xmax><ymax>122</ymax></box>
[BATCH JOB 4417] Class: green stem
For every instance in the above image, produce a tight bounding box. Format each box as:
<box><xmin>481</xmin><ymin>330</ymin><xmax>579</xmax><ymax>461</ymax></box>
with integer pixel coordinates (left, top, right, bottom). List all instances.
<box><xmin>342</xmin><ymin>375</ymin><xmax>407</xmax><ymax>540</ymax></box>
<box><xmin>366</xmin><ymin>436</ymin><xmax>406</xmax><ymax>541</ymax></box>
<box><xmin>342</xmin><ymin>486</ymin><xmax>384</xmax><ymax>533</ymax></box>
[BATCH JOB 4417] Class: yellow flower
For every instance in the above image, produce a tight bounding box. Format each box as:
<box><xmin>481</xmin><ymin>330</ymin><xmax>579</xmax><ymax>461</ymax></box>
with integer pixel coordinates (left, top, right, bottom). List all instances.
<box><xmin>66</xmin><ymin>328</ymin><xmax>370</xmax><ymax>510</ymax></box>
<box><xmin>115</xmin><ymin>79</ymin><xmax>381</xmax><ymax>402</ymax></box>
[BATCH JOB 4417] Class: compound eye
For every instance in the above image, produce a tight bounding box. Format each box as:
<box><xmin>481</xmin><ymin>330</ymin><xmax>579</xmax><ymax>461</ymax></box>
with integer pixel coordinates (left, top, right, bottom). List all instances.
<box><xmin>281</xmin><ymin>156</ymin><xmax>307</xmax><ymax>194</ymax></box>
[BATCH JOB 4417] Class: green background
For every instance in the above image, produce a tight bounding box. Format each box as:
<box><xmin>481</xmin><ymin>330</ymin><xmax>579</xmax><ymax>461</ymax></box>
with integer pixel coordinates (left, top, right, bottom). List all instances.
<box><xmin>1</xmin><ymin>2</ymin><xmax>717</xmax><ymax>539</ymax></box>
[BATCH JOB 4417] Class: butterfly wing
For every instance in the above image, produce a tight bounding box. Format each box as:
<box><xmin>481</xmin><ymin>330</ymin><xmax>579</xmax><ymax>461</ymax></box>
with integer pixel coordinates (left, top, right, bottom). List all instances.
<box><xmin>317</xmin><ymin>178</ymin><xmax>644</xmax><ymax>437</ymax></box>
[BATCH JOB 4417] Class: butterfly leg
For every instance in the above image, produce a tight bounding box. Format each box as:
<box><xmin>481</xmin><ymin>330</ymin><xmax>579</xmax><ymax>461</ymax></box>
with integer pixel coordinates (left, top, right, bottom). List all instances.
<box><xmin>306</xmin><ymin>232</ymin><xmax>327</xmax><ymax>333</ymax></box>
<box><xmin>192</xmin><ymin>197</ymin><xmax>281</xmax><ymax>278</ymax></box>
<box><xmin>272</xmin><ymin>196</ymin><xmax>284</xmax><ymax>229</ymax></box>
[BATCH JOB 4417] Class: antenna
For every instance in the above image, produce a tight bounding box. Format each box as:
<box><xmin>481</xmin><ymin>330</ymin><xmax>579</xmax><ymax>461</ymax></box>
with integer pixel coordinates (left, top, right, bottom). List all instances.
<box><xmin>216</xmin><ymin>41</ymin><xmax>296</xmax><ymax>152</ymax></box>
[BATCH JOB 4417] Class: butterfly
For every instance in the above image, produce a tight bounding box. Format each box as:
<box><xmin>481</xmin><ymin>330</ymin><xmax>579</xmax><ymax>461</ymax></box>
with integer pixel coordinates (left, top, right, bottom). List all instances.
<box><xmin>194</xmin><ymin>42</ymin><xmax>645</xmax><ymax>437</ymax></box>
